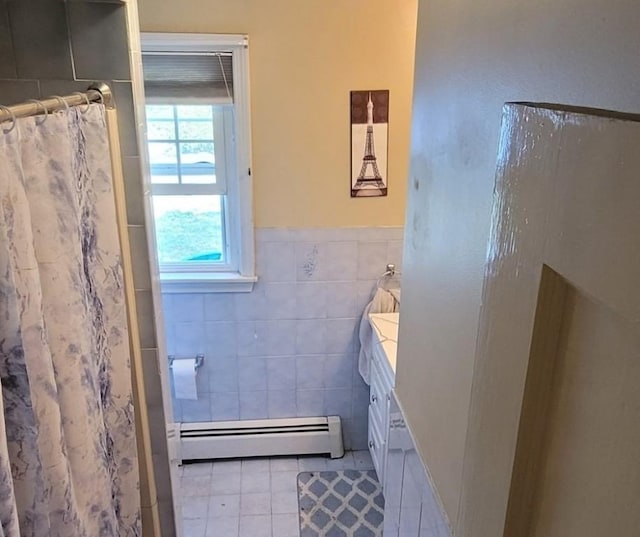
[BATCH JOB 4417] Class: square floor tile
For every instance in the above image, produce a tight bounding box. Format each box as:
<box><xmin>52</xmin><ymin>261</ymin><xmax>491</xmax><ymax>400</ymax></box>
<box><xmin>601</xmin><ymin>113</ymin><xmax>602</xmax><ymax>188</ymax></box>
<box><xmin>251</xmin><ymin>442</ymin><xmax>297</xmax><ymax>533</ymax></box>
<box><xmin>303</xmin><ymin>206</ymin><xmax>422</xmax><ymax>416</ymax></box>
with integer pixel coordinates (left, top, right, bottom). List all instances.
<box><xmin>209</xmin><ymin>494</ymin><xmax>241</xmax><ymax>518</ymax></box>
<box><xmin>353</xmin><ymin>450</ymin><xmax>374</xmax><ymax>470</ymax></box>
<box><xmin>298</xmin><ymin>455</ymin><xmax>328</xmax><ymax>472</ymax></box>
<box><xmin>270</xmin><ymin>457</ymin><xmax>299</xmax><ymax>472</ymax></box>
<box><xmin>326</xmin><ymin>452</ymin><xmax>355</xmax><ymax>470</ymax></box>
<box><xmin>240</xmin><ymin>492</ymin><xmax>271</xmax><ymax>515</ymax></box>
<box><xmin>272</xmin><ymin>513</ymin><xmax>299</xmax><ymax>537</ymax></box>
<box><xmin>179</xmin><ymin>453</ymin><xmax>377</xmax><ymax>537</ymax></box>
<box><xmin>182</xmin><ymin>496</ymin><xmax>209</xmax><ymax>519</ymax></box>
<box><xmin>270</xmin><ymin>470</ymin><xmax>299</xmax><ymax>493</ymax></box>
<box><xmin>212</xmin><ymin>459</ymin><xmax>242</xmax><ymax>475</ymax></box>
<box><xmin>271</xmin><ymin>491</ymin><xmax>298</xmax><ymax>514</ymax></box>
<box><xmin>206</xmin><ymin>516</ymin><xmax>239</xmax><ymax>537</ymax></box>
<box><xmin>182</xmin><ymin>475</ymin><xmax>212</xmax><ymax>497</ymax></box>
<box><xmin>241</xmin><ymin>471</ymin><xmax>270</xmax><ymax>493</ymax></box>
<box><xmin>241</xmin><ymin>458</ymin><xmax>271</xmax><ymax>473</ymax></box>
<box><xmin>210</xmin><ymin>472</ymin><xmax>241</xmax><ymax>496</ymax></box>
<box><xmin>183</xmin><ymin>462</ymin><xmax>214</xmax><ymax>477</ymax></box>
<box><xmin>239</xmin><ymin>515</ymin><xmax>272</xmax><ymax>537</ymax></box>
<box><xmin>183</xmin><ymin>517</ymin><xmax>207</xmax><ymax>537</ymax></box>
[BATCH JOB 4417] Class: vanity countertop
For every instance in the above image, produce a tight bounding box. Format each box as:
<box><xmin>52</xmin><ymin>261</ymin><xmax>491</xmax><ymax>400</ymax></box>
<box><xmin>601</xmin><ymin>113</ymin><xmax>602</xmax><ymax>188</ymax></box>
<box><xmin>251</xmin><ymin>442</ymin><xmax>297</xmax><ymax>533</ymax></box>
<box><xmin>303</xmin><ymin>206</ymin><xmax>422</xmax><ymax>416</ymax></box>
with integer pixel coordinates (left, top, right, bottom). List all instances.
<box><xmin>368</xmin><ymin>312</ymin><xmax>399</xmax><ymax>374</ymax></box>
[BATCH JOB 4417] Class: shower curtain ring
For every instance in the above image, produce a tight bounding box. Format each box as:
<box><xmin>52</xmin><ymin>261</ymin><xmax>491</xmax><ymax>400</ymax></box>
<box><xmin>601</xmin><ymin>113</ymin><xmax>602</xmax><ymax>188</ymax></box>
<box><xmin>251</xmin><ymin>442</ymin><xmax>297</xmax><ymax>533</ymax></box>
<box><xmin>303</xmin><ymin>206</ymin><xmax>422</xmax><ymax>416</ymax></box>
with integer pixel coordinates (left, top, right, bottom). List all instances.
<box><xmin>51</xmin><ymin>95</ymin><xmax>70</xmax><ymax>114</ymax></box>
<box><xmin>0</xmin><ymin>105</ymin><xmax>16</xmax><ymax>134</ymax></box>
<box><xmin>72</xmin><ymin>92</ymin><xmax>91</xmax><ymax>114</ymax></box>
<box><xmin>26</xmin><ymin>99</ymin><xmax>49</xmax><ymax>125</ymax></box>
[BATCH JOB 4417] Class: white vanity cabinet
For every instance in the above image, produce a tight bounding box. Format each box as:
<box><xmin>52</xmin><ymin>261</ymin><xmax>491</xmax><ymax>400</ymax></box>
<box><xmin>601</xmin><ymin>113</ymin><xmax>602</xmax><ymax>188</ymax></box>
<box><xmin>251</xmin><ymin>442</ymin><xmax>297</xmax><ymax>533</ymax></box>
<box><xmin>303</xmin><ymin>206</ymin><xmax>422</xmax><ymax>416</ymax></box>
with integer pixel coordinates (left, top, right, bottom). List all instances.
<box><xmin>367</xmin><ymin>313</ymin><xmax>398</xmax><ymax>488</ymax></box>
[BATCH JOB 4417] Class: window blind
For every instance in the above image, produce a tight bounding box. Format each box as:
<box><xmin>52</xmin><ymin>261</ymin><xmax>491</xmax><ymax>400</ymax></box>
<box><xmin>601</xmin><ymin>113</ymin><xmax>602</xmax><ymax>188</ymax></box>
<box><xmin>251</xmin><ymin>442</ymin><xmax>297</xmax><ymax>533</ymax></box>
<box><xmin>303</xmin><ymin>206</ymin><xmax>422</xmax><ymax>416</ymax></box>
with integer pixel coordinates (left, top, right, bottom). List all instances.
<box><xmin>142</xmin><ymin>52</ymin><xmax>233</xmax><ymax>101</ymax></box>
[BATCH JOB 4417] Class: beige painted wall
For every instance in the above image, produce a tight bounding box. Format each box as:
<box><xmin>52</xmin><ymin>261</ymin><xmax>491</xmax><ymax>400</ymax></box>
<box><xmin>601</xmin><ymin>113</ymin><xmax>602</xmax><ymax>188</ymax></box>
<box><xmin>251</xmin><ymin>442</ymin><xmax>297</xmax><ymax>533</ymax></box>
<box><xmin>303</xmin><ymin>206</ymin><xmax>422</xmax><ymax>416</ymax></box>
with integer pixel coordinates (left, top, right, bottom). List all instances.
<box><xmin>530</xmin><ymin>287</ymin><xmax>640</xmax><ymax>536</ymax></box>
<box><xmin>396</xmin><ymin>0</ymin><xmax>640</xmax><ymax>525</ymax></box>
<box><xmin>138</xmin><ymin>0</ymin><xmax>417</xmax><ymax>228</ymax></box>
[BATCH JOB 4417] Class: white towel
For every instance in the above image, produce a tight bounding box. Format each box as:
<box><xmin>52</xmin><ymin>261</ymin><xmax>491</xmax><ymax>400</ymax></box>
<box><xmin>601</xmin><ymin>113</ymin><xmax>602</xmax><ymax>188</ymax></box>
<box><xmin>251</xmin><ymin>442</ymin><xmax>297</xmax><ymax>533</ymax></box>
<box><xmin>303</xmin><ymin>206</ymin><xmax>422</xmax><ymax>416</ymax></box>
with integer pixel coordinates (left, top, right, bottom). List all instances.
<box><xmin>358</xmin><ymin>287</ymin><xmax>398</xmax><ymax>385</ymax></box>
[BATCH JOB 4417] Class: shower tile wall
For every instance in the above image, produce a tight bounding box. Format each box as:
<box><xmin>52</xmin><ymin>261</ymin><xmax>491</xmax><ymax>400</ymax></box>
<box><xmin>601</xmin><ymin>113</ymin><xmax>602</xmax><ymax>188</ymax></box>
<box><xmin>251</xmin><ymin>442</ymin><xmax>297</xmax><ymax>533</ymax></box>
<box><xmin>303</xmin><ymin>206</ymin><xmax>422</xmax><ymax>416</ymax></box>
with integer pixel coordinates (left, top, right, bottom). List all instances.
<box><xmin>0</xmin><ymin>1</ymin><xmax>174</xmax><ymax>534</ymax></box>
<box><xmin>163</xmin><ymin>226</ymin><xmax>403</xmax><ymax>450</ymax></box>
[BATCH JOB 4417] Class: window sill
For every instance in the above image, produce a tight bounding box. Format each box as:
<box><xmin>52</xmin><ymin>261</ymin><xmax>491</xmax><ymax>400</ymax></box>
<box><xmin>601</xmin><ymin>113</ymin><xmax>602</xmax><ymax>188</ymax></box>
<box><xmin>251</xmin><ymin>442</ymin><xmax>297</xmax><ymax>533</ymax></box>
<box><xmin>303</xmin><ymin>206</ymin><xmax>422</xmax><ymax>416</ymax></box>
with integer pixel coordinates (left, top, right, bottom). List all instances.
<box><xmin>159</xmin><ymin>271</ymin><xmax>257</xmax><ymax>293</ymax></box>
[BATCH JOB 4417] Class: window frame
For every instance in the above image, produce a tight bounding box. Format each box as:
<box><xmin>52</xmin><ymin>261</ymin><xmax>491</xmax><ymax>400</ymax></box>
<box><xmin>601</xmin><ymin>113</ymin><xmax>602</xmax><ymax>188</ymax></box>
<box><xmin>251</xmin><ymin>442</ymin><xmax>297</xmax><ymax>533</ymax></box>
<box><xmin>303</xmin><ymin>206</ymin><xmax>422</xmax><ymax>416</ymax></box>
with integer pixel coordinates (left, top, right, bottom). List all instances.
<box><xmin>141</xmin><ymin>33</ymin><xmax>256</xmax><ymax>293</ymax></box>
<box><xmin>146</xmin><ymin>103</ymin><xmax>228</xmax><ymax>196</ymax></box>
<box><xmin>147</xmin><ymin>103</ymin><xmax>232</xmax><ymax>273</ymax></box>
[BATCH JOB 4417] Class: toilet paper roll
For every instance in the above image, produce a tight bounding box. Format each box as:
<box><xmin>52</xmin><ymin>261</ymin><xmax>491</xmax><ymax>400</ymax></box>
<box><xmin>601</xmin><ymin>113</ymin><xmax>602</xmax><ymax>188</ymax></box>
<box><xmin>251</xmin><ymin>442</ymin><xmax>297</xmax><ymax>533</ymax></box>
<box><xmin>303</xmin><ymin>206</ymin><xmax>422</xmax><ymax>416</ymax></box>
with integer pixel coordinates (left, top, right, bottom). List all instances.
<box><xmin>172</xmin><ymin>358</ymin><xmax>198</xmax><ymax>400</ymax></box>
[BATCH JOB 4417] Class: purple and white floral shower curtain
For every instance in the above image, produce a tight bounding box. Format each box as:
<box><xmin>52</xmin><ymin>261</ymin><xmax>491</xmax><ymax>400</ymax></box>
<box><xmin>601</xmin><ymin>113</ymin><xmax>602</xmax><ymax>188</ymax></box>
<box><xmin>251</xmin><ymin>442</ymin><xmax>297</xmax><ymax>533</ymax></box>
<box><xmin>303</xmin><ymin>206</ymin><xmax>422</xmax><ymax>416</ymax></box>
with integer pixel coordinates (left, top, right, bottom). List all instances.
<box><xmin>0</xmin><ymin>105</ymin><xmax>140</xmax><ymax>536</ymax></box>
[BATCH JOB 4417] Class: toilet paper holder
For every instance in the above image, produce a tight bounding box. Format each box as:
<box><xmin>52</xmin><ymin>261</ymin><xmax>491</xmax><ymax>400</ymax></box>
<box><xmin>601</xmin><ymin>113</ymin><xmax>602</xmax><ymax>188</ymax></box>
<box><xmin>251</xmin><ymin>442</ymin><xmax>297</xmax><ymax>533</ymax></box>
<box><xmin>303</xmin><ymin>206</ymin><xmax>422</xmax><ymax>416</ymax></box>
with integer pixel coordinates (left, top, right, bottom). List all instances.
<box><xmin>168</xmin><ymin>353</ymin><xmax>204</xmax><ymax>369</ymax></box>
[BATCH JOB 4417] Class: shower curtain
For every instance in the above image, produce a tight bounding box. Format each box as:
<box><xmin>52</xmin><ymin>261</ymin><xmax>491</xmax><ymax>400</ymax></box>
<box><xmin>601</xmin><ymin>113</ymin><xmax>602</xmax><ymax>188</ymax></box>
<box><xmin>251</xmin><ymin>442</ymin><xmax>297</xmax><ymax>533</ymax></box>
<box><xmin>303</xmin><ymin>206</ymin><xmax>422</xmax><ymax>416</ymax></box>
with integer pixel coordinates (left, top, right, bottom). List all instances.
<box><xmin>0</xmin><ymin>105</ymin><xmax>140</xmax><ymax>536</ymax></box>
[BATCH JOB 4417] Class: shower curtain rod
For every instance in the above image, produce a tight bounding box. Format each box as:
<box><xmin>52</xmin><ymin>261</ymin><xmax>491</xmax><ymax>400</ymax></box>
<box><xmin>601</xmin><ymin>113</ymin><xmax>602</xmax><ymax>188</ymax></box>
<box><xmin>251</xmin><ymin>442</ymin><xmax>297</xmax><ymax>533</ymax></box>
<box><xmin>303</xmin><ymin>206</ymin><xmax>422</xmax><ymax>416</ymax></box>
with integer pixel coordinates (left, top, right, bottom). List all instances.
<box><xmin>0</xmin><ymin>82</ymin><xmax>114</xmax><ymax>124</ymax></box>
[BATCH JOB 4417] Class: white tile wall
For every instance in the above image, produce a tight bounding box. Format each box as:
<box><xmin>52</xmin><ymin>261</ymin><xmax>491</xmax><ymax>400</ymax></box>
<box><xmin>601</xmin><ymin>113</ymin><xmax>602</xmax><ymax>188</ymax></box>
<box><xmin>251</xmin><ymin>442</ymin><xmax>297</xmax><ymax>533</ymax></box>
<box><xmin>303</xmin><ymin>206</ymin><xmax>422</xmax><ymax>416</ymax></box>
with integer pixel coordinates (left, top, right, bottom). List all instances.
<box><xmin>164</xmin><ymin>227</ymin><xmax>403</xmax><ymax>449</ymax></box>
<box><xmin>267</xmin><ymin>390</ymin><xmax>297</xmax><ymax>418</ymax></box>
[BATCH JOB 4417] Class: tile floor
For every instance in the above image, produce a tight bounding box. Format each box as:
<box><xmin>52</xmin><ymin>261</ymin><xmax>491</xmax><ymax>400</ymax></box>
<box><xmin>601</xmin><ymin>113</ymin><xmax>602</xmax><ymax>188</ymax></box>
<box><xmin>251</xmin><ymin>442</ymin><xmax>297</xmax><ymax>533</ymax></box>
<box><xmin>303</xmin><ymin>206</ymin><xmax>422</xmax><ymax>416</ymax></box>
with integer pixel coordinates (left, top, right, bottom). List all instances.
<box><xmin>178</xmin><ymin>450</ymin><xmax>375</xmax><ymax>537</ymax></box>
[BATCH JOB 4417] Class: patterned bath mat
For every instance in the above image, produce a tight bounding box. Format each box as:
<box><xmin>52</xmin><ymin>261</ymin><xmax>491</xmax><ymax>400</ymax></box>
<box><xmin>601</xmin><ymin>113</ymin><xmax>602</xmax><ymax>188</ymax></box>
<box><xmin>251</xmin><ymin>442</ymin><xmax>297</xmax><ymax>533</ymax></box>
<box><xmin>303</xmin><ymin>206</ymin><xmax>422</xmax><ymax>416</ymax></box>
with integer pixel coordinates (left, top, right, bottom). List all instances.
<box><xmin>297</xmin><ymin>470</ymin><xmax>384</xmax><ymax>537</ymax></box>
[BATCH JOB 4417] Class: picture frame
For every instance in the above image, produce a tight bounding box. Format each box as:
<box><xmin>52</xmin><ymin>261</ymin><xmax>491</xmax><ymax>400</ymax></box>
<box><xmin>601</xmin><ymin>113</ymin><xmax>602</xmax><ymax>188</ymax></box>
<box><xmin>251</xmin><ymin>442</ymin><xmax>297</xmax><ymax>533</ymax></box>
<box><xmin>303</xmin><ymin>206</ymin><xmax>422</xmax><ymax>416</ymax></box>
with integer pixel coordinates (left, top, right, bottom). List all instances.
<box><xmin>350</xmin><ymin>90</ymin><xmax>389</xmax><ymax>197</ymax></box>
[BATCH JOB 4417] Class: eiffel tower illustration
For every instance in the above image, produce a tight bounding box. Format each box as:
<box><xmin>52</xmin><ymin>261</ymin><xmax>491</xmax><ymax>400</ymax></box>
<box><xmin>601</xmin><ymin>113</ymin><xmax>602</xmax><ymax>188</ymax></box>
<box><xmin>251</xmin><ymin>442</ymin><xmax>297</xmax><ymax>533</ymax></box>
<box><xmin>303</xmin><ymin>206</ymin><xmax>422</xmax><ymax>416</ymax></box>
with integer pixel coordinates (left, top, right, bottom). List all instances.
<box><xmin>352</xmin><ymin>92</ymin><xmax>387</xmax><ymax>196</ymax></box>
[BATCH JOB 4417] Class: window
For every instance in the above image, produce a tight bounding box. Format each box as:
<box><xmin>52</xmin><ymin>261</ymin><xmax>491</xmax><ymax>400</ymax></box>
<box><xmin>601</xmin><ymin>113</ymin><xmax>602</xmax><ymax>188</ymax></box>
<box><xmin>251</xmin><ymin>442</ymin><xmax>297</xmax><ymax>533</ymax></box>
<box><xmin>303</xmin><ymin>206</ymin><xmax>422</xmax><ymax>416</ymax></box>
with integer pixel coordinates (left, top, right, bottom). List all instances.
<box><xmin>141</xmin><ymin>33</ymin><xmax>256</xmax><ymax>292</ymax></box>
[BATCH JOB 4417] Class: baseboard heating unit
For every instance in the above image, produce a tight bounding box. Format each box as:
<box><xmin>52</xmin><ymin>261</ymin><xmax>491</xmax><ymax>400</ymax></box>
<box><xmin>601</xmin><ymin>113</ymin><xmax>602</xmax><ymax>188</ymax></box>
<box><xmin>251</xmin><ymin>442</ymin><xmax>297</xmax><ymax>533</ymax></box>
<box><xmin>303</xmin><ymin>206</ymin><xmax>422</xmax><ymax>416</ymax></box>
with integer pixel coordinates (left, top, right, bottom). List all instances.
<box><xmin>178</xmin><ymin>416</ymin><xmax>344</xmax><ymax>462</ymax></box>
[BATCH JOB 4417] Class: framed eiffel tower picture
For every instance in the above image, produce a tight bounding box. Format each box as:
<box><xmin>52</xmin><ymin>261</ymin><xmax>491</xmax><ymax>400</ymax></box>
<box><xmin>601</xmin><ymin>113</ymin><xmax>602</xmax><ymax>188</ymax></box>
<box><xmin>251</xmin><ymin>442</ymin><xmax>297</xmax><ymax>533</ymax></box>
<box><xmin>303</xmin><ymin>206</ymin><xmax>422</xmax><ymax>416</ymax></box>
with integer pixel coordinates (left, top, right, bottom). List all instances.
<box><xmin>350</xmin><ymin>89</ymin><xmax>389</xmax><ymax>197</ymax></box>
